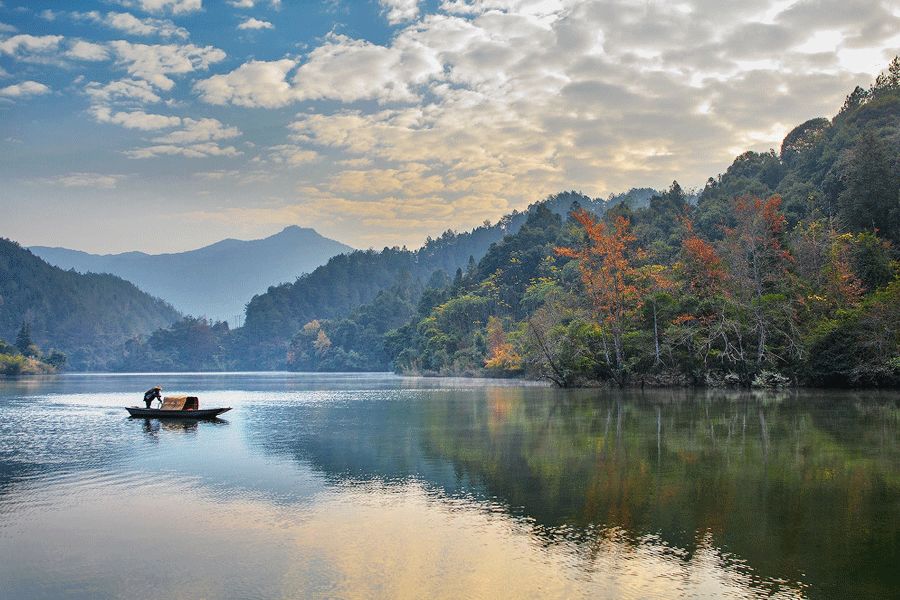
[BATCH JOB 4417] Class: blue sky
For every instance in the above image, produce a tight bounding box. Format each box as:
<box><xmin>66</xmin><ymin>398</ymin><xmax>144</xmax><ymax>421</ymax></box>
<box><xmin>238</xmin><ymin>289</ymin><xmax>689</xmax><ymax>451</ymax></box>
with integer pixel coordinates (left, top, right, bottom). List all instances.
<box><xmin>1</xmin><ymin>0</ymin><xmax>897</xmax><ymax>253</ymax></box>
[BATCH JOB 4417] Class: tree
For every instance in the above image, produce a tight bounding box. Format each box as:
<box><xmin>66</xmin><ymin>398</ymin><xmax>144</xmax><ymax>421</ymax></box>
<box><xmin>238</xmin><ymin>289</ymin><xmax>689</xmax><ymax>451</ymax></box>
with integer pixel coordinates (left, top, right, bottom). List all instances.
<box><xmin>679</xmin><ymin>218</ymin><xmax>726</xmax><ymax>295</ymax></box>
<box><xmin>638</xmin><ymin>264</ymin><xmax>674</xmax><ymax>366</ymax></box>
<box><xmin>45</xmin><ymin>350</ymin><xmax>67</xmax><ymax>370</ymax></box>
<box><xmin>792</xmin><ymin>219</ymin><xmax>864</xmax><ymax>312</ymax></box>
<box><xmin>838</xmin><ymin>130</ymin><xmax>900</xmax><ymax>243</ymax></box>
<box><xmin>556</xmin><ymin>209</ymin><xmax>643</xmax><ymax>383</ymax></box>
<box><xmin>483</xmin><ymin>316</ymin><xmax>522</xmax><ymax>373</ymax></box>
<box><xmin>15</xmin><ymin>322</ymin><xmax>36</xmax><ymax>357</ymax></box>
<box><xmin>720</xmin><ymin>195</ymin><xmax>801</xmax><ymax>370</ymax></box>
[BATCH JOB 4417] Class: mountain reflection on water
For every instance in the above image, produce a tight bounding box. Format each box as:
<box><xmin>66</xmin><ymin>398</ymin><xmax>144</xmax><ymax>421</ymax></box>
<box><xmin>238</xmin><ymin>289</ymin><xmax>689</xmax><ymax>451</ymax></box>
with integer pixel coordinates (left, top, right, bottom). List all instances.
<box><xmin>0</xmin><ymin>373</ymin><xmax>896</xmax><ymax>599</ymax></box>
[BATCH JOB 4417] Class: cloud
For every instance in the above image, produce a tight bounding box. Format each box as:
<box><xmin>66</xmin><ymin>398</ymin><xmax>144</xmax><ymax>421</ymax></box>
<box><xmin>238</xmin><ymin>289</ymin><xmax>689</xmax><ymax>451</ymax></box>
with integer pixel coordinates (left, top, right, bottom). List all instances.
<box><xmin>265</xmin><ymin>145</ymin><xmax>320</xmax><ymax>165</ymax></box>
<box><xmin>227</xmin><ymin>0</ymin><xmax>281</xmax><ymax>7</ymax></box>
<box><xmin>152</xmin><ymin>117</ymin><xmax>241</xmax><ymax>144</ymax></box>
<box><xmin>118</xmin><ymin>0</ymin><xmax>202</xmax><ymax>15</ymax></box>
<box><xmin>237</xmin><ymin>17</ymin><xmax>274</xmax><ymax>30</ymax></box>
<box><xmin>91</xmin><ymin>106</ymin><xmax>182</xmax><ymax>129</ymax></box>
<box><xmin>91</xmin><ymin>11</ymin><xmax>190</xmax><ymax>39</ymax></box>
<box><xmin>41</xmin><ymin>172</ymin><xmax>126</xmax><ymax>189</ymax></box>
<box><xmin>380</xmin><ymin>0</ymin><xmax>420</xmax><ymax>24</ymax></box>
<box><xmin>85</xmin><ymin>78</ymin><xmax>162</xmax><ymax>104</ymax></box>
<box><xmin>0</xmin><ymin>80</ymin><xmax>50</xmax><ymax>97</ymax></box>
<box><xmin>66</xmin><ymin>40</ymin><xmax>110</xmax><ymax>61</ymax></box>
<box><xmin>195</xmin><ymin>33</ymin><xmax>439</xmax><ymax>106</ymax></box>
<box><xmin>123</xmin><ymin>117</ymin><xmax>242</xmax><ymax>158</ymax></box>
<box><xmin>0</xmin><ymin>34</ymin><xmax>63</xmax><ymax>58</ymax></box>
<box><xmin>0</xmin><ymin>22</ymin><xmax>16</xmax><ymax>33</ymax></box>
<box><xmin>110</xmin><ymin>41</ymin><xmax>226</xmax><ymax>90</ymax></box>
<box><xmin>194</xmin><ymin>58</ymin><xmax>298</xmax><ymax>107</ymax></box>
<box><xmin>125</xmin><ymin>142</ymin><xmax>241</xmax><ymax>159</ymax></box>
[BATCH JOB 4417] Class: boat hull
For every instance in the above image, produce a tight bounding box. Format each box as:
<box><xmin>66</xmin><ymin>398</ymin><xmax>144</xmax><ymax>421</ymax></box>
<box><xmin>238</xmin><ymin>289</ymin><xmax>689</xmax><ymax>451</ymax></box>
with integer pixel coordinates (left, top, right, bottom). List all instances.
<box><xmin>126</xmin><ymin>407</ymin><xmax>231</xmax><ymax>419</ymax></box>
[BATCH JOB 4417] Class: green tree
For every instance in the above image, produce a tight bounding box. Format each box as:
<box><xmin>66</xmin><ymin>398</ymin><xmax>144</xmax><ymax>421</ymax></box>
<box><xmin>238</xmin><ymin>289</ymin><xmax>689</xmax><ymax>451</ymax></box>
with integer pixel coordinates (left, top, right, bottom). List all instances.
<box><xmin>838</xmin><ymin>130</ymin><xmax>900</xmax><ymax>242</ymax></box>
<box><xmin>15</xmin><ymin>322</ymin><xmax>36</xmax><ymax>357</ymax></box>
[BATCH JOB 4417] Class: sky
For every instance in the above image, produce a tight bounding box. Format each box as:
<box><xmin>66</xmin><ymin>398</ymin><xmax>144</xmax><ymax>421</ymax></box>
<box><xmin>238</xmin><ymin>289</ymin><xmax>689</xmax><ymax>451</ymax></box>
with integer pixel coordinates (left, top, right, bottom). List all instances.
<box><xmin>0</xmin><ymin>0</ymin><xmax>898</xmax><ymax>254</ymax></box>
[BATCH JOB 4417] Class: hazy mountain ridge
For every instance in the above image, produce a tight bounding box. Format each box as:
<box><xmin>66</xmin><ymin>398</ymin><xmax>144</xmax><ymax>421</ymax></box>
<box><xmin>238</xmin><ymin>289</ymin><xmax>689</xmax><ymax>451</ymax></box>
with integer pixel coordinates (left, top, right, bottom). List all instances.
<box><xmin>31</xmin><ymin>226</ymin><xmax>352</xmax><ymax>325</ymax></box>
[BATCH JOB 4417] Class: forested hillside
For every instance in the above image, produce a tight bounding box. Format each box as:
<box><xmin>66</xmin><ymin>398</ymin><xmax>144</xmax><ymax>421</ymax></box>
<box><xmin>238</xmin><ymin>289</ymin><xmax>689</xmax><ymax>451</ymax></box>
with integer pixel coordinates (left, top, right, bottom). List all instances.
<box><xmin>0</xmin><ymin>238</ymin><xmax>180</xmax><ymax>370</ymax></box>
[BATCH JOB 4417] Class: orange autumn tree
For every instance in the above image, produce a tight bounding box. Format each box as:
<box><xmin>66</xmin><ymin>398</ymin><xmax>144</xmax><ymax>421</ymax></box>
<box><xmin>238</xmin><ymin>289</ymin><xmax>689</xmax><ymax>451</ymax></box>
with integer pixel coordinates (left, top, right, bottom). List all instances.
<box><xmin>556</xmin><ymin>209</ymin><xmax>643</xmax><ymax>381</ymax></box>
<box><xmin>484</xmin><ymin>316</ymin><xmax>522</xmax><ymax>372</ymax></box>
<box><xmin>680</xmin><ymin>217</ymin><xmax>726</xmax><ymax>295</ymax></box>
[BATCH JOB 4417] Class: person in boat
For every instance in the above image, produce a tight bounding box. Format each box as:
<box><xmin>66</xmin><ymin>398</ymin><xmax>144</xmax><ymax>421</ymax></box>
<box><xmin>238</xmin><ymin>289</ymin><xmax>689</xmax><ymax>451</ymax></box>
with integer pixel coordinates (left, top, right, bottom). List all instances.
<box><xmin>143</xmin><ymin>386</ymin><xmax>162</xmax><ymax>409</ymax></box>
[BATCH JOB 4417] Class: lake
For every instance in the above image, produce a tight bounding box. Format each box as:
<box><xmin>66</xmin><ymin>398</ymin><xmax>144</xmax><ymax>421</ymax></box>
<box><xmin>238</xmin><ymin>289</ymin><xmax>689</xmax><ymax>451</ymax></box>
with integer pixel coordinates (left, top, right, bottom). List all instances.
<box><xmin>0</xmin><ymin>373</ymin><xmax>896</xmax><ymax>599</ymax></box>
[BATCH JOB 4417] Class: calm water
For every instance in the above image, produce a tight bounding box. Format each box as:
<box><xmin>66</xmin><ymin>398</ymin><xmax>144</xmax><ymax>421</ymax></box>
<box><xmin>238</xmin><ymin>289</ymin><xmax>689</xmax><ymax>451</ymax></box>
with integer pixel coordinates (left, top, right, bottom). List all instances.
<box><xmin>0</xmin><ymin>374</ymin><xmax>896</xmax><ymax>599</ymax></box>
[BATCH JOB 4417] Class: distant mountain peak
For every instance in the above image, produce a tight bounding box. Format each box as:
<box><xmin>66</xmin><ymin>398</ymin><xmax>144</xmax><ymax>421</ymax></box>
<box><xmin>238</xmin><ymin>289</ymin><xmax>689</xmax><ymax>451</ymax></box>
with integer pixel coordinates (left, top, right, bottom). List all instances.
<box><xmin>274</xmin><ymin>225</ymin><xmax>318</xmax><ymax>237</ymax></box>
<box><xmin>29</xmin><ymin>227</ymin><xmax>354</xmax><ymax>325</ymax></box>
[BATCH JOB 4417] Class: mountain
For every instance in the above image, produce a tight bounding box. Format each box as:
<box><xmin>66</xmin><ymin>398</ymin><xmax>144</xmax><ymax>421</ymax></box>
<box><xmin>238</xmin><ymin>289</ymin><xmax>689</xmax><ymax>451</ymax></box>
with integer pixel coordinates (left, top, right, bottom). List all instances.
<box><xmin>0</xmin><ymin>238</ymin><xmax>181</xmax><ymax>370</ymax></box>
<box><xmin>31</xmin><ymin>226</ymin><xmax>352</xmax><ymax>324</ymax></box>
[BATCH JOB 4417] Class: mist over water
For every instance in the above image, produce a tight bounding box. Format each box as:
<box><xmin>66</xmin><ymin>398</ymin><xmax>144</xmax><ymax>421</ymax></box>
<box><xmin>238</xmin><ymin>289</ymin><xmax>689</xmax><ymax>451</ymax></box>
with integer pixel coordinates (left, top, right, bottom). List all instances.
<box><xmin>0</xmin><ymin>374</ymin><xmax>896</xmax><ymax>599</ymax></box>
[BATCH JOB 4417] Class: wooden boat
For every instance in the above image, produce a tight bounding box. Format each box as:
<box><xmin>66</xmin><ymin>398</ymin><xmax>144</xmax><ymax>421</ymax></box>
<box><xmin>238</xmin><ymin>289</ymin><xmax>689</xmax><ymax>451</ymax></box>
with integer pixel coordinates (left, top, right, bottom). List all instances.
<box><xmin>126</xmin><ymin>395</ymin><xmax>230</xmax><ymax>419</ymax></box>
<box><xmin>126</xmin><ymin>406</ymin><xmax>231</xmax><ymax>419</ymax></box>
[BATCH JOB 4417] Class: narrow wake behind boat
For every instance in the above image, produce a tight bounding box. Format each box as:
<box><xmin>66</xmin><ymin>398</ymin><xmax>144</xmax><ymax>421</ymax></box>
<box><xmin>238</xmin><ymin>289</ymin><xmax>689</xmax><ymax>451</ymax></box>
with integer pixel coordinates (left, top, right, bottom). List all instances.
<box><xmin>126</xmin><ymin>395</ymin><xmax>231</xmax><ymax>419</ymax></box>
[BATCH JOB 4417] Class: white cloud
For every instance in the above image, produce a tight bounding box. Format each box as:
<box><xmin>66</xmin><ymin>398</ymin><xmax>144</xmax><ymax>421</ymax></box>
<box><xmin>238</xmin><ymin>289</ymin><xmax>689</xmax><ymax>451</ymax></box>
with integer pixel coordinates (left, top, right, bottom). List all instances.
<box><xmin>0</xmin><ymin>80</ymin><xmax>50</xmax><ymax>97</ymax></box>
<box><xmin>266</xmin><ymin>145</ymin><xmax>320</xmax><ymax>165</ymax></box>
<box><xmin>119</xmin><ymin>0</ymin><xmax>202</xmax><ymax>15</ymax></box>
<box><xmin>123</xmin><ymin>117</ymin><xmax>242</xmax><ymax>159</ymax></box>
<box><xmin>42</xmin><ymin>172</ymin><xmax>126</xmax><ymax>189</ymax></box>
<box><xmin>194</xmin><ymin>58</ymin><xmax>298</xmax><ymax>107</ymax></box>
<box><xmin>95</xmin><ymin>11</ymin><xmax>189</xmax><ymax>39</ymax></box>
<box><xmin>85</xmin><ymin>78</ymin><xmax>162</xmax><ymax>104</ymax></box>
<box><xmin>66</xmin><ymin>40</ymin><xmax>110</xmax><ymax>61</ymax></box>
<box><xmin>238</xmin><ymin>17</ymin><xmax>274</xmax><ymax>30</ymax></box>
<box><xmin>195</xmin><ymin>32</ymin><xmax>439</xmax><ymax>106</ymax></box>
<box><xmin>380</xmin><ymin>0</ymin><xmax>420</xmax><ymax>24</ymax></box>
<box><xmin>0</xmin><ymin>22</ymin><xmax>16</xmax><ymax>33</ymax></box>
<box><xmin>227</xmin><ymin>0</ymin><xmax>281</xmax><ymax>7</ymax></box>
<box><xmin>125</xmin><ymin>142</ymin><xmax>241</xmax><ymax>159</ymax></box>
<box><xmin>0</xmin><ymin>34</ymin><xmax>63</xmax><ymax>58</ymax></box>
<box><xmin>110</xmin><ymin>41</ymin><xmax>226</xmax><ymax>90</ymax></box>
<box><xmin>153</xmin><ymin>117</ymin><xmax>241</xmax><ymax>144</ymax></box>
<box><xmin>91</xmin><ymin>106</ymin><xmax>182</xmax><ymax>129</ymax></box>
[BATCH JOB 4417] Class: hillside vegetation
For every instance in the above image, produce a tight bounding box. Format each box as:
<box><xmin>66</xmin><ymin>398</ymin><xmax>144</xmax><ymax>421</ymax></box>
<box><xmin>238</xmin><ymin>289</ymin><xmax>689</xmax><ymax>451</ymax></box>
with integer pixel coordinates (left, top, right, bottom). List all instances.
<box><xmin>0</xmin><ymin>238</ymin><xmax>180</xmax><ymax>370</ymax></box>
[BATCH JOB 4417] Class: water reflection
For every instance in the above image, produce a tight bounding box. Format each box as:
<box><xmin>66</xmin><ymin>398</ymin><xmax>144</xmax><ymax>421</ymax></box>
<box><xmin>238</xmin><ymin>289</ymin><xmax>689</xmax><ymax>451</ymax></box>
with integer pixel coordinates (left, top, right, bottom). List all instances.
<box><xmin>131</xmin><ymin>416</ymin><xmax>229</xmax><ymax>440</ymax></box>
<box><xmin>247</xmin><ymin>386</ymin><xmax>898</xmax><ymax>598</ymax></box>
<box><xmin>0</xmin><ymin>374</ymin><xmax>896</xmax><ymax>599</ymax></box>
